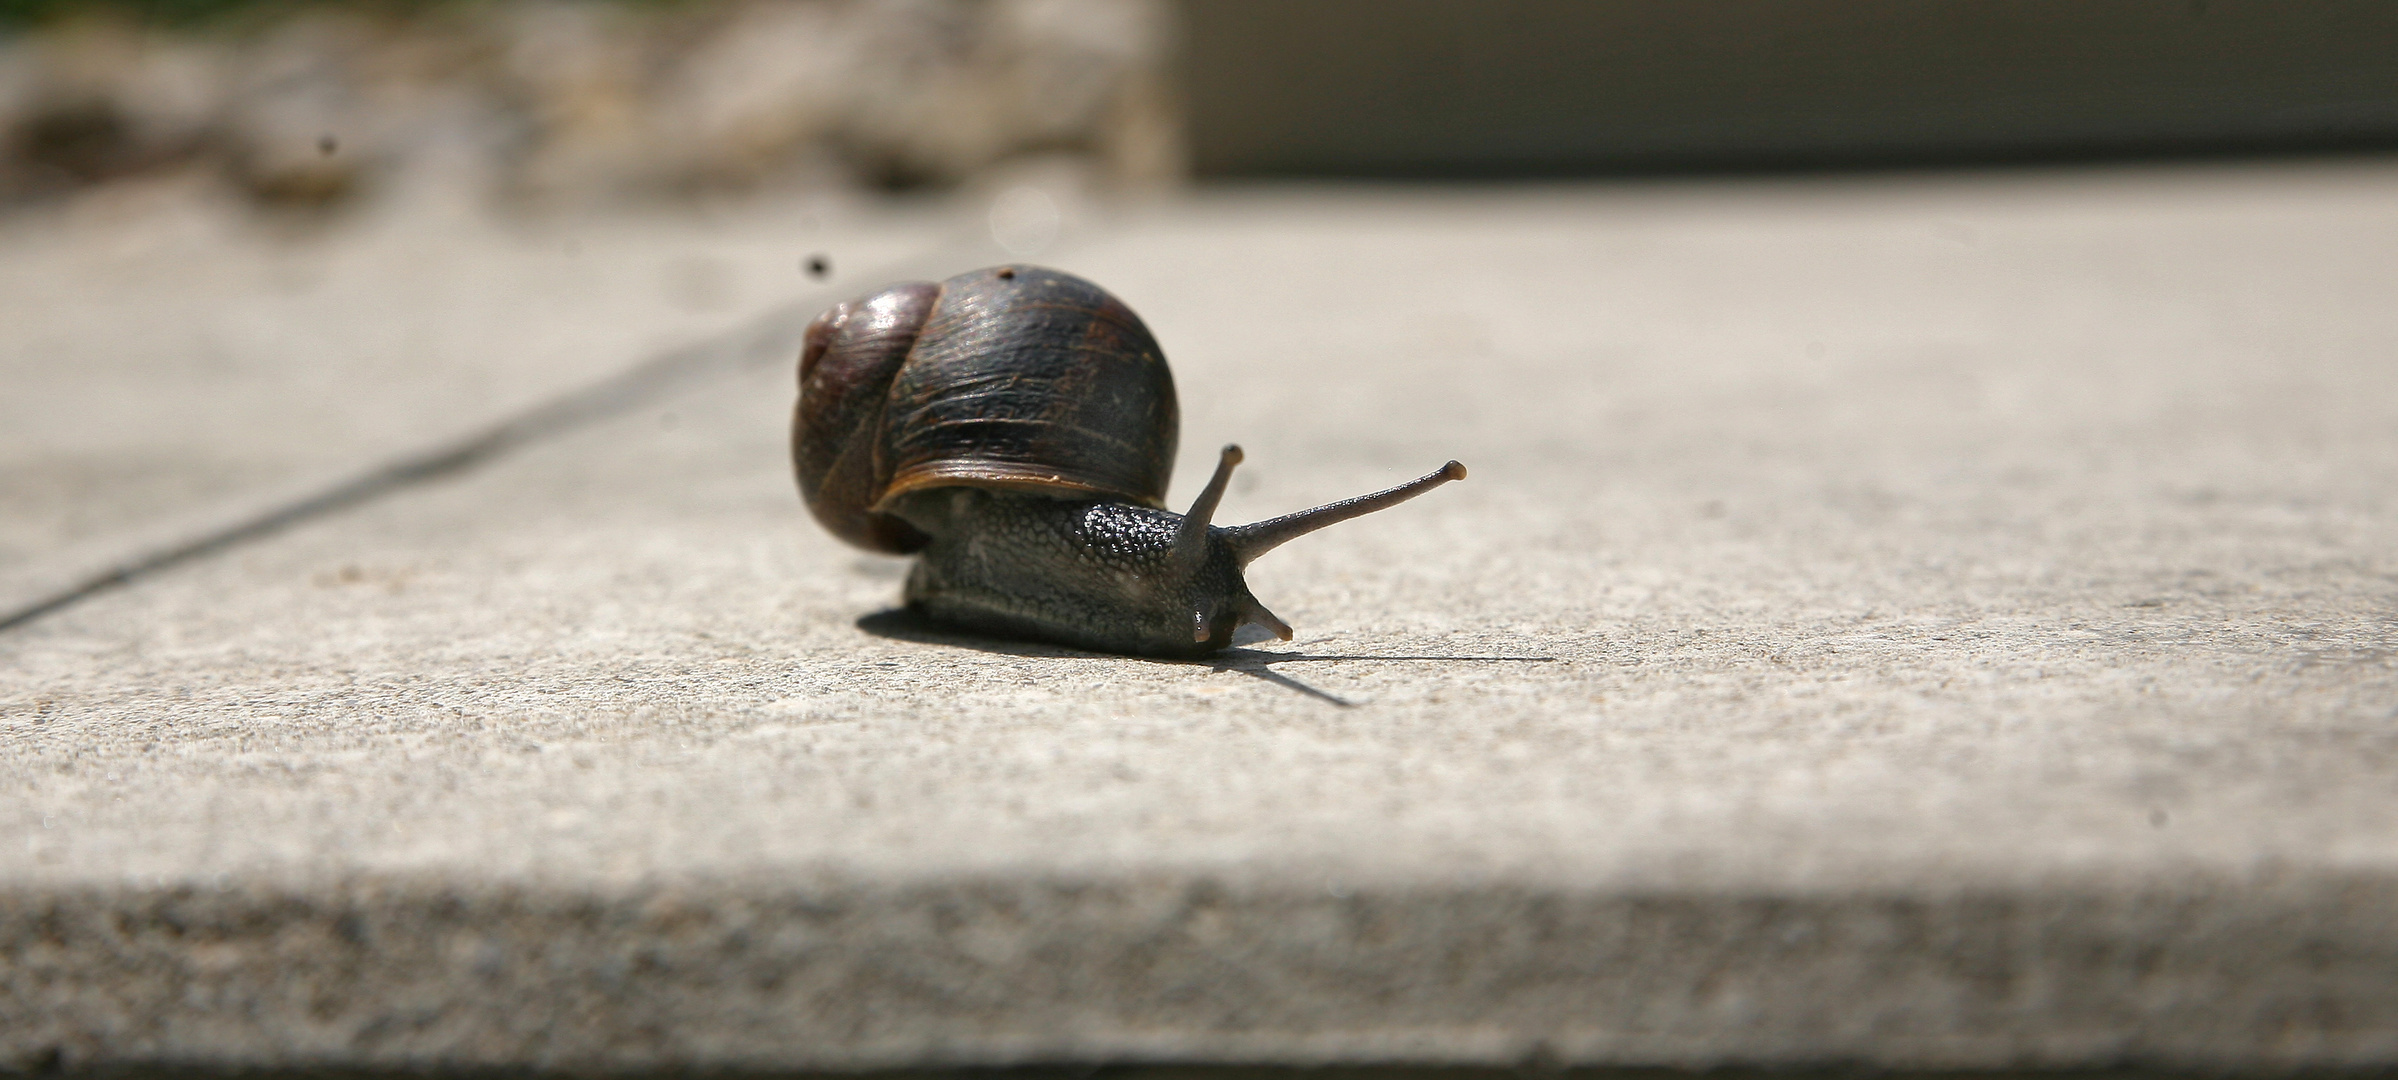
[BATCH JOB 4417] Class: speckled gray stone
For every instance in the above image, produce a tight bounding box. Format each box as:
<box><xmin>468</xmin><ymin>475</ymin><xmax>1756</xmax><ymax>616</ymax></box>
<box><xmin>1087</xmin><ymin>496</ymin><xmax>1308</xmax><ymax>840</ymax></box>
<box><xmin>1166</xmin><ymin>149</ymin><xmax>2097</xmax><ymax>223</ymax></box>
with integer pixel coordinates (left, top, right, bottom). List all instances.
<box><xmin>3</xmin><ymin>161</ymin><xmax>2396</xmax><ymax>1071</ymax></box>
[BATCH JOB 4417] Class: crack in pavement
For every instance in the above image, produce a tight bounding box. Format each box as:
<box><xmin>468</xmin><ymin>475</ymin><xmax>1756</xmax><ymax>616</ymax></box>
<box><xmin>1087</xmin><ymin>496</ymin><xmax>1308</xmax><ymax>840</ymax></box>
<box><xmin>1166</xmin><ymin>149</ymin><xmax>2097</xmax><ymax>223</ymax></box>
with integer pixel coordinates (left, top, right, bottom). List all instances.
<box><xmin>0</xmin><ymin>236</ymin><xmax>999</xmax><ymax>636</ymax></box>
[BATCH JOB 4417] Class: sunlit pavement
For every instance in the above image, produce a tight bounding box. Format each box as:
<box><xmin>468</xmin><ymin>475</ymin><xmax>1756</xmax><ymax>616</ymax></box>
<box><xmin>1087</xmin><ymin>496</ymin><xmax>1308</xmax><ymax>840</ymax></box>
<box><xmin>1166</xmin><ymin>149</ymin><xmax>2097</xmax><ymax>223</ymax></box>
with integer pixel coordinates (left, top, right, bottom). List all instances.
<box><xmin>5</xmin><ymin>159</ymin><xmax>2397</xmax><ymax>1069</ymax></box>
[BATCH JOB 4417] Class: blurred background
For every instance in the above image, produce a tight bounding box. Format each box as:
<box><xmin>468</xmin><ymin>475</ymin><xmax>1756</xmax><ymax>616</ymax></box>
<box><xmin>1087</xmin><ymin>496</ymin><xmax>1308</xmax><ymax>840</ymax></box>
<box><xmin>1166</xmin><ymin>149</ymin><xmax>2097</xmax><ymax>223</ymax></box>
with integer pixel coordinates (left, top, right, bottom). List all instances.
<box><xmin>0</xmin><ymin>0</ymin><xmax>1177</xmax><ymax>211</ymax></box>
<box><xmin>4</xmin><ymin>0</ymin><xmax>2395</xmax><ymax>214</ymax></box>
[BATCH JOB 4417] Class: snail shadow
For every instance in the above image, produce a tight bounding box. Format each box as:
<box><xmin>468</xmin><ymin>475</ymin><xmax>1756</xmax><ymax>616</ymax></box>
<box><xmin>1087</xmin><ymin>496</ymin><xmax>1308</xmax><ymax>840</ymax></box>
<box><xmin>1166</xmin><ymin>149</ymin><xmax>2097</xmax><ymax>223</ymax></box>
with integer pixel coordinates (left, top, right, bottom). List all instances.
<box><xmin>854</xmin><ymin>608</ymin><xmax>1556</xmax><ymax>708</ymax></box>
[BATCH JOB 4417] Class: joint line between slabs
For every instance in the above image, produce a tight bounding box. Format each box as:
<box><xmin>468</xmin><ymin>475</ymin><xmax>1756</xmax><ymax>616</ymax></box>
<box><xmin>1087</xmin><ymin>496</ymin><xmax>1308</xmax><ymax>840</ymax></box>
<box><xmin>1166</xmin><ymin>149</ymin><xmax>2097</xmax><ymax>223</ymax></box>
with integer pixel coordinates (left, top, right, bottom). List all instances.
<box><xmin>0</xmin><ymin>237</ymin><xmax>1000</xmax><ymax>636</ymax></box>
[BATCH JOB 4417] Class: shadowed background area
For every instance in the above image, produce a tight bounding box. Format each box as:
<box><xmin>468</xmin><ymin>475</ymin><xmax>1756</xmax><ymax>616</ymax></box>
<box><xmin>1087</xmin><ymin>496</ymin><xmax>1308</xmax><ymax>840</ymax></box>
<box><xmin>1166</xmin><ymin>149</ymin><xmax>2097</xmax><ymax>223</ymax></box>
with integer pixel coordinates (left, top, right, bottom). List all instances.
<box><xmin>1181</xmin><ymin>0</ymin><xmax>2398</xmax><ymax>177</ymax></box>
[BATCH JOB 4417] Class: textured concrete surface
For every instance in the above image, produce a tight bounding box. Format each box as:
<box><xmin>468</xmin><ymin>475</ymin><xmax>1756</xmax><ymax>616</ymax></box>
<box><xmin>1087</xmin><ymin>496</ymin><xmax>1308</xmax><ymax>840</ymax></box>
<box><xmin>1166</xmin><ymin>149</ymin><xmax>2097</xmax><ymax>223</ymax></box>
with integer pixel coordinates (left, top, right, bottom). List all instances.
<box><xmin>0</xmin><ymin>177</ymin><xmax>959</xmax><ymax>619</ymax></box>
<box><xmin>3</xmin><ymin>160</ymin><xmax>2397</xmax><ymax>1070</ymax></box>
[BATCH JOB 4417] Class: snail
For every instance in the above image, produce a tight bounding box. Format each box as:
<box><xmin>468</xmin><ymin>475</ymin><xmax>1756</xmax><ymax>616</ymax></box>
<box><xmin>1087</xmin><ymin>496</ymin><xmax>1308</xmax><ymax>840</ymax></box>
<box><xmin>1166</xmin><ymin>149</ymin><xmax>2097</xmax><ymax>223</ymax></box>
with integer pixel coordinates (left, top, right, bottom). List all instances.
<box><xmin>793</xmin><ymin>264</ymin><xmax>1464</xmax><ymax>658</ymax></box>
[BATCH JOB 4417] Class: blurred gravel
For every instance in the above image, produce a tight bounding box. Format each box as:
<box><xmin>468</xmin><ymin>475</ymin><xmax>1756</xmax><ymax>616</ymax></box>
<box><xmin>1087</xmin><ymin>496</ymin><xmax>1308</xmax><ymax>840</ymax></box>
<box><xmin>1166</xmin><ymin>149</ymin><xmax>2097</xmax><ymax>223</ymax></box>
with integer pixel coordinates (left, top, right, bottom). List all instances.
<box><xmin>0</xmin><ymin>0</ymin><xmax>1179</xmax><ymax>211</ymax></box>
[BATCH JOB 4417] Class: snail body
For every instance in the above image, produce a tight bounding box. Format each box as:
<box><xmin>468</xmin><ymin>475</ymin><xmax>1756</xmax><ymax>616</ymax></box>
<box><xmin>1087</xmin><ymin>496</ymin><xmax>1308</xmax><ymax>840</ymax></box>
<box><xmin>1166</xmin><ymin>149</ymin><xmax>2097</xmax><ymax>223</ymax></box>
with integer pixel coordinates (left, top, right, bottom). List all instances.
<box><xmin>795</xmin><ymin>265</ymin><xmax>1463</xmax><ymax>658</ymax></box>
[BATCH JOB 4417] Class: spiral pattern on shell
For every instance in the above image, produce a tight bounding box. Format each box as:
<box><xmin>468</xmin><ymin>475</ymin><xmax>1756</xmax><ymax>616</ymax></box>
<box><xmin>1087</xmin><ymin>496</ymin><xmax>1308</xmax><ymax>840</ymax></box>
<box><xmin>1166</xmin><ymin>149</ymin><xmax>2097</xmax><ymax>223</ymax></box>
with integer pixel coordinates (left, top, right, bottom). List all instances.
<box><xmin>793</xmin><ymin>265</ymin><xmax>1180</xmax><ymax>554</ymax></box>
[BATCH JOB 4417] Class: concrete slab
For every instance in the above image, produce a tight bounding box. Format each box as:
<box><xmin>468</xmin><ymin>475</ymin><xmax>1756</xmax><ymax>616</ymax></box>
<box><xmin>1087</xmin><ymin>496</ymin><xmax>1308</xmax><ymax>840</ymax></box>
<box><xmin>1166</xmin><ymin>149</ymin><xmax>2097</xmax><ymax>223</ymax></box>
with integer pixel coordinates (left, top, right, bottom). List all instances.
<box><xmin>3</xmin><ymin>160</ymin><xmax>2397</xmax><ymax>1070</ymax></box>
<box><xmin>0</xmin><ymin>178</ymin><xmax>963</xmax><ymax>621</ymax></box>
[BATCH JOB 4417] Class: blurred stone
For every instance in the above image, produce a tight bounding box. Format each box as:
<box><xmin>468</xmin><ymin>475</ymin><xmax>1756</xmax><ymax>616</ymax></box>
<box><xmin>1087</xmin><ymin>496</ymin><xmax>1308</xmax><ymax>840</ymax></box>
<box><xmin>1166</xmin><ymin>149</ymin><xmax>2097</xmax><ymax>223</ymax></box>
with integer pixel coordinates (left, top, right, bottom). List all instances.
<box><xmin>828</xmin><ymin>0</ymin><xmax>1171</xmax><ymax>190</ymax></box>
<box><xmin>639</xmin><ymin>0</ymin><xmax>855</xmax><ymax>193</ymax></box>
<box><xmin>0</xmin><ymin>20</ymin><xmax>223</xmax><ymax>202</ymax></box>
<box><xmin>492</xmin><ymin>0</ymin><xmax>668</xmax><ymax>204</ymax></box>
<box><xmin>0</xmin><ymin>0</ymin><xmax>1181</xmax><ymax>215</ymax></box>
<box><xmin>219</xmin><ymin>13</ymin><xmax>384</xmax><ymax>208</ymax></box>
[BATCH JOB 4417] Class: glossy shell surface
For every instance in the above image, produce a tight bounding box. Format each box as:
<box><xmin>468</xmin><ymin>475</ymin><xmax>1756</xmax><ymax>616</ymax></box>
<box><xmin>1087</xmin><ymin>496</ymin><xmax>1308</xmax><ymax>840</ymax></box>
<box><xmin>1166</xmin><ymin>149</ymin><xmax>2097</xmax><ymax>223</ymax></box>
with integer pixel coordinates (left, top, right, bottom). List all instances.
<box><xmin>794</xmin><ymin>281</ymin><xmax>940</xmax><ymax>552</ymax></box>
<box><xmin>793</xmin><ymin>265</ymin><xmax>1179</xmax><ymax>554</ymax></box>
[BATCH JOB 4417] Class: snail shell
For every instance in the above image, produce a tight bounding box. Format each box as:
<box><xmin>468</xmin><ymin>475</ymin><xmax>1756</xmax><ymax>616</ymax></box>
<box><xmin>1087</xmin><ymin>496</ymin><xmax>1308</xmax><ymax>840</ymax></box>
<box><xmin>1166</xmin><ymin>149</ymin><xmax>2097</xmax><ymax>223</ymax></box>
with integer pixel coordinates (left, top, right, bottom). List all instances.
<box><xmin>793</xmin><ymin>265</ymin><xmax>1179</xmax><ymax>554</ymax></box>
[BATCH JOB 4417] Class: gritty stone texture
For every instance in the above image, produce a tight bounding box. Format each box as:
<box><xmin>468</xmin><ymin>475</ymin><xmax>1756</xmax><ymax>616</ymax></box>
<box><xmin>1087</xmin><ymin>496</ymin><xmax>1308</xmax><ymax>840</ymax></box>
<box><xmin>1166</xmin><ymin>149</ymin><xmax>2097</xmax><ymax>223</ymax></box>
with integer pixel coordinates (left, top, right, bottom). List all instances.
<box><xmin>3</xmin><ymin>161</ymin><xmax>2397</xmax><ymax>1070</ymax></box>
<box><xmin>0</xmin><ymin>179</ymin><xmax>957</xmax><ymax>618</ymax></box>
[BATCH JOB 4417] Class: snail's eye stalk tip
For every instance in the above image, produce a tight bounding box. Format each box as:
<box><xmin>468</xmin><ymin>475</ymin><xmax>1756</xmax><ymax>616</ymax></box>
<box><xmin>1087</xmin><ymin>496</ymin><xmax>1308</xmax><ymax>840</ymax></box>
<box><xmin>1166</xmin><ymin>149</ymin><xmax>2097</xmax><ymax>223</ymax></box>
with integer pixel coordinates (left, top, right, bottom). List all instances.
<box><xmin>1224</xmin><ymin>457</ymin><xmax>1467</xmax><ymax>566</ymax></box>
<box><xmin>1173</xmin><ymin>445</ymin><xmax>1245</xmax><ymax>573</ymax></box>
